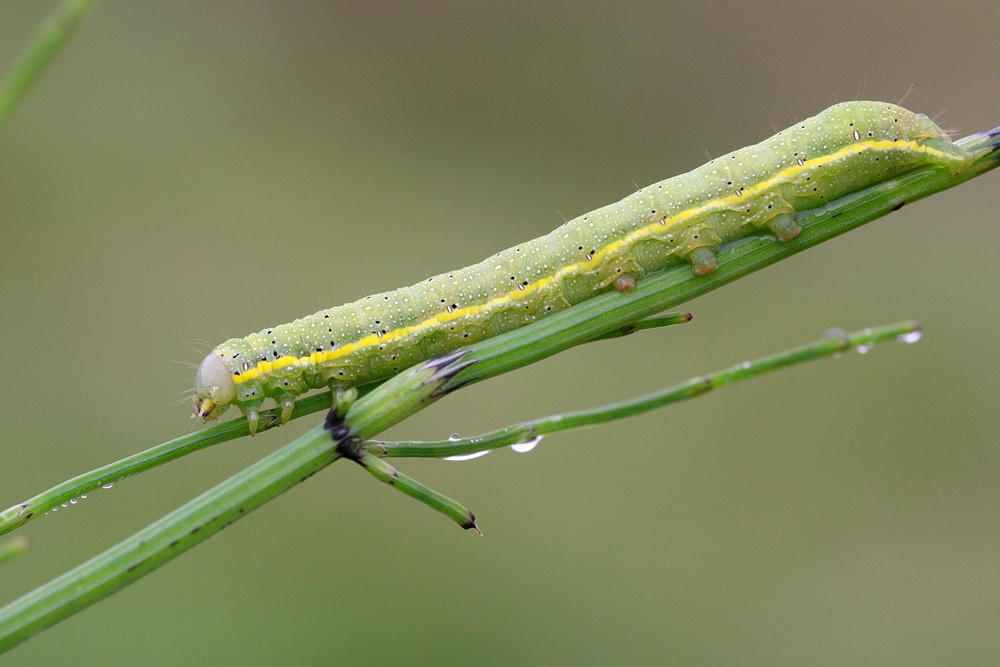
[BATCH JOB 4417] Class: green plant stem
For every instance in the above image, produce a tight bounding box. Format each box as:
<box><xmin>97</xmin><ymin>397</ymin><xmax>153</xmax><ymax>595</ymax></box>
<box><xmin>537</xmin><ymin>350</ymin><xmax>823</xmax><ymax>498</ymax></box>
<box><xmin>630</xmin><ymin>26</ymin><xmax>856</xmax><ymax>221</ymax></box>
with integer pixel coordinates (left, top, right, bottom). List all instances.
<box><xmin>352</xmin><ymin>450</ymin><xmax>480</xmax><ymax>533</ymax></box>
<box><xmin>0</xmin><ymin>0</ymin><xmax>97</xmax><ymax>129</ymax></box>
<box><xmin>0</xmin><ymin>538</ymin><xmax>30</xmax><ymax>566</ymax></box>
<box><xmin>0</xmin><ymin>126</ymin><xmax>996</xmax><ymax>652</ymax></box>
<box><xmin>367</xmin><ymin>321</ymin><xmax>920</xmax><ymax>459</ymax></box>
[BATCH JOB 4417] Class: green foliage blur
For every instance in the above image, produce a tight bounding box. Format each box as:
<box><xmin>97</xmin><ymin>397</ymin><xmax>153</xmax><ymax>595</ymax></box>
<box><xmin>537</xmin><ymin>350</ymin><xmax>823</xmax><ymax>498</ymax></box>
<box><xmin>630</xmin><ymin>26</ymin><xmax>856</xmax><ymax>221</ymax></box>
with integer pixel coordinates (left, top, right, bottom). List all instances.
<box><xmin>0</xmin><ymin>2</ymin><xmax>997</xmax><ymax>665</ymax></box>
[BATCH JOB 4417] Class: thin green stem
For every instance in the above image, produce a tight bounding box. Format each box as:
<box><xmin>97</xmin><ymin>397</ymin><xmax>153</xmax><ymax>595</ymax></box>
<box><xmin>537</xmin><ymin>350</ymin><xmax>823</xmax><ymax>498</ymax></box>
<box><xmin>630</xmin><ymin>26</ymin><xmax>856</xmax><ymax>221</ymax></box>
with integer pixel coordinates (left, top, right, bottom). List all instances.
<box><xmin>352</xmin><ymin>451</ymin><xmax>480</xmax><ymax>533</ymax></box>
<box><xmin>0</xmin><ymin>386</ymin><xmax>372</xmax><ymax>537</ymax></box>
<box><xmin>367</xmin><ymin>322</ymin><xmax>921</xmax><ymax>459</ymax></box>
<box><xmin>0</xmin><ymin>538</ymin><xmax>30</xmax><ymax>567</ymax></box>
<box><xmin>588</xmin><ymin>312</ymin><xmax>693</xmax><ymax>341</ymax></box>
<box><xmin>0</xmin><ymin>0</ymin><xmax>98</xmax><ymax>129</ymax></box>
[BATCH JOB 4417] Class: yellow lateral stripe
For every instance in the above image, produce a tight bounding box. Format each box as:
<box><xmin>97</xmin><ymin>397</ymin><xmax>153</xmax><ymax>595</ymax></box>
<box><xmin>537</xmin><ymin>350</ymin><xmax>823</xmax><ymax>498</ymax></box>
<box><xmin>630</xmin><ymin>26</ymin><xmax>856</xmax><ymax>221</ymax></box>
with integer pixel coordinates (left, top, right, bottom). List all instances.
<box><xmin>233</xmin><ymin>139</ymin><xmax>953</xmax><ymax>385</ymax></box>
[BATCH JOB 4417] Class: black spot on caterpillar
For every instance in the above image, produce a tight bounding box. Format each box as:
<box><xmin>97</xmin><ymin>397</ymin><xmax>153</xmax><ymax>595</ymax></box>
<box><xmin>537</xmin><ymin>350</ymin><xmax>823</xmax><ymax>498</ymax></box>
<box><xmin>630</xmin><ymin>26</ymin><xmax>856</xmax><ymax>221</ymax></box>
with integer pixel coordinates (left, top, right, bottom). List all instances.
<box><xmin>193</xmin><ymin>101</ymin><xmax>972</xmax><ymax>433</ymax></box>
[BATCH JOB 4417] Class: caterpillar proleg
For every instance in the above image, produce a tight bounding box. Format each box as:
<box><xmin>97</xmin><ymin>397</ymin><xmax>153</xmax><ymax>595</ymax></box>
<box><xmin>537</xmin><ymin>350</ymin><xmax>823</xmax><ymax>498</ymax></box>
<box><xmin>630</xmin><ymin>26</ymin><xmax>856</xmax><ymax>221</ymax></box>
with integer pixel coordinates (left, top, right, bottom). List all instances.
<box><xmin>193</xmin><ymin>101</ymin><xmax>972</xmax><ymax>433</ymax></box>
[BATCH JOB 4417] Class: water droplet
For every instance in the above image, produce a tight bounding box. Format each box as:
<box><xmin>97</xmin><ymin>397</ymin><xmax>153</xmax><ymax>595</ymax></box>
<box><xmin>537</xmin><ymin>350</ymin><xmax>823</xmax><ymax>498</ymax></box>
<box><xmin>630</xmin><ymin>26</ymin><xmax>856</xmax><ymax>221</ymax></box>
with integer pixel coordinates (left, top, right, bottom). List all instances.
<box><xmin>69</xmin><ymin>498</ymin><xmax>78</xmax><ymax>504</ymax></box>
<box><xmin>61</xmin><ymin>503</ymin><xmax>68</xmax><ymax>508</ymax></box>
<box><xmin>50</xmin><ymin>507</ymin><xmax>57</xmax><ymax>512</ymax></box>
<box><xmin>444</xmin><ymin>450</ymin><xmax>490</xmax><ymax>462</ymax></box>
<box><xmin>857</xmin><ymin>345</ymin><xmax>870</xmax><ymax>354</ymax></box>
<box><xmin>511</xmin><ymin>436</ymin><xmax>542</xmax><ymax>453</ymax></box>
<box><xmin>80</xmin><ymin>494</ymin><xmax>87</xmax><ymax>499</ymax></box>
<box><xmin>897</xmin><ymin>330</ymin><xmax>922</xmax><ymax>344</ymax></box>
<box><xmin>448</xmin><ymin>433</ymin><xmax>462</xmax><ymax>441</ymax></box>
<box><xmin>822</xmin><ymin>328</ymin><xmax>848</xmax><ymax>341</ymax></box>
<box><xmin>740</xmin><ymin>361</ymin><xmax>751</xmax><ymax>370</ymax></box>
<box><xmin>102</xmin><ymin>483</ymin><xmax>114</xmax><ymax>489</ymax></box>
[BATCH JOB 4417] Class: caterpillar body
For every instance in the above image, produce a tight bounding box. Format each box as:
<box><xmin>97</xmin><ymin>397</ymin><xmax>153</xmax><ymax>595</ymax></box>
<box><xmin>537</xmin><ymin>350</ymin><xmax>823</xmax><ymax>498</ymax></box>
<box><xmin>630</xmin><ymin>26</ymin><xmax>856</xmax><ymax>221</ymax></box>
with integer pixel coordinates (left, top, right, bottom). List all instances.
<box><xmin>193</xmin><ymin>101</ymin><xmax>972</xmax><ymax>433</ymax></box>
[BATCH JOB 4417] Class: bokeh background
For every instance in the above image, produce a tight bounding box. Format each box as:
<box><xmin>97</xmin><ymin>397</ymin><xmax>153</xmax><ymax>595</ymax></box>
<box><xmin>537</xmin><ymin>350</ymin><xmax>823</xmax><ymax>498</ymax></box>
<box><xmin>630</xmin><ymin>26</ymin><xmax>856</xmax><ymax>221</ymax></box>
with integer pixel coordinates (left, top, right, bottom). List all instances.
<box><xmin>1</xmin><ymin>2</ymin><xmax>998</xmax><ymax>665</ymax></box>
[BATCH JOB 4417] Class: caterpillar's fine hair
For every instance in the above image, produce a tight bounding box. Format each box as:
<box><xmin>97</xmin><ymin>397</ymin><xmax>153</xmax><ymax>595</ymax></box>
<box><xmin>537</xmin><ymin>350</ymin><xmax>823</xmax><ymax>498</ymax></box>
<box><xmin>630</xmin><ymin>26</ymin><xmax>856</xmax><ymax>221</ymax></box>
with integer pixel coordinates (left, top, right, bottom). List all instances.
<box><xmin>193</xmin><ymin>101</ymin><xmax>972</xmax><ymax>433</ymax></box>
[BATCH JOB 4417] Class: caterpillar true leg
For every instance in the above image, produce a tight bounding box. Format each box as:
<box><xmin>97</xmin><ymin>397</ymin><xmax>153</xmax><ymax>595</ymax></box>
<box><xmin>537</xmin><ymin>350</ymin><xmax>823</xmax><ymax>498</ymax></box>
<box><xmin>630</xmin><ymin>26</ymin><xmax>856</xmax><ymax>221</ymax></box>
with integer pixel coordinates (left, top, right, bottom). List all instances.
<box><xmin>242</xmin><ymin>400</ymin><xmax>264</xmax><ymax>435</ymax></box>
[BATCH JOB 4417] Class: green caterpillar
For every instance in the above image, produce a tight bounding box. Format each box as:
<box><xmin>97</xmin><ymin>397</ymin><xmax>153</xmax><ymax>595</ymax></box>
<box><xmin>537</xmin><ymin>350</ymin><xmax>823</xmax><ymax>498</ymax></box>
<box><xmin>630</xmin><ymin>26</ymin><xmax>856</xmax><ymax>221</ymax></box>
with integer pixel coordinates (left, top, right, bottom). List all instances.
<box><xmin>193</xmin><ymin>101</ymin><xmax>972</xmax><ymax>433</ymax></box>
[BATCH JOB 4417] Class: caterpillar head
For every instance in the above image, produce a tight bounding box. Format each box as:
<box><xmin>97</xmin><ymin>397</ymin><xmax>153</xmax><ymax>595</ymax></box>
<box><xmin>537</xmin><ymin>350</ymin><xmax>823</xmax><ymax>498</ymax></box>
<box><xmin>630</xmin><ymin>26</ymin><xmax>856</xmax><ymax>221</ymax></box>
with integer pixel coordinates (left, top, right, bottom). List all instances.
<box><xmin>193</xmin><ymin>352</ymin><xmax>237</xmax><ymax>422</ymax></box>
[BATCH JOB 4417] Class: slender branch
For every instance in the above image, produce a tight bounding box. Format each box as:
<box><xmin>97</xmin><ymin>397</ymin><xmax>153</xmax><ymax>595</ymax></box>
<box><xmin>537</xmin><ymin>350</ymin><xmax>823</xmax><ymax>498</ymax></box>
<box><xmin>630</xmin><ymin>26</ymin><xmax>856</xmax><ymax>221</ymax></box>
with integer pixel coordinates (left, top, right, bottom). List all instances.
<box><xmin>0</xmin><ymin>538</ymin><xmax>30</xmax><ymax>567</ymax></box>
<box><xmin>366</xmin><ymin>322</ymin><xmax>921</xmax><ymax>459</ymax></box>
<box><xmin>0</xmin><ymin>0</ymin><xmax>98</xmax><ymax>129</ymax></box>
<box><xmin>351</xmin><ymin>451</ymin><xmax>481</xmax><ymax>533</ymax></box>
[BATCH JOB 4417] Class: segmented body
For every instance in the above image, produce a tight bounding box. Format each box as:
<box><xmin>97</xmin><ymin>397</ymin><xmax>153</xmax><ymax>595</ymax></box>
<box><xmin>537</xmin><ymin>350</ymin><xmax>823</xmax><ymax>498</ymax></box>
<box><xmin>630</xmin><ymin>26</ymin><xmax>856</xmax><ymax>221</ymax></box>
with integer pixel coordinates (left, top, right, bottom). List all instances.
<box><xmin>193</xmin><ymin>101</ymin><xmax>972</xmax><ymax>432</ymax></box>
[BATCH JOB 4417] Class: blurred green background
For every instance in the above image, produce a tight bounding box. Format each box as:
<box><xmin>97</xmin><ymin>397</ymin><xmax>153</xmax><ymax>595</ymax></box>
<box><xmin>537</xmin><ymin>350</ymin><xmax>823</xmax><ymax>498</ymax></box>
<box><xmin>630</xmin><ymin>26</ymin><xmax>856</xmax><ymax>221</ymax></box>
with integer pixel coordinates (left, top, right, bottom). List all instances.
<box><xmin>1</xmin><ymin>2</ymin><xmax>998</xmax><ymax>665</ymax></box>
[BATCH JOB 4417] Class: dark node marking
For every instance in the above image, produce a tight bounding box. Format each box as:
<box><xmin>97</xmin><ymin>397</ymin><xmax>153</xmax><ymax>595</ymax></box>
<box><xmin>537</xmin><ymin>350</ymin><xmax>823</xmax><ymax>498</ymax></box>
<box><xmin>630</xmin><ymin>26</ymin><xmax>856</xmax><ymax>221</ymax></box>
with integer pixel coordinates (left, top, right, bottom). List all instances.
<box><xmin>169</xmin><ymin>540</ymin><xmax>179</xmax><ymax>548</ymax></box>
<box><xmin>891</xmin><ymin>201</ymin><xmax>906</xmax><ymax>211</ymax></box>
